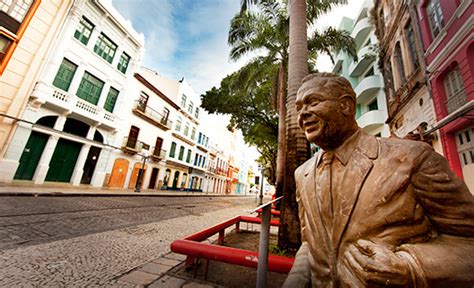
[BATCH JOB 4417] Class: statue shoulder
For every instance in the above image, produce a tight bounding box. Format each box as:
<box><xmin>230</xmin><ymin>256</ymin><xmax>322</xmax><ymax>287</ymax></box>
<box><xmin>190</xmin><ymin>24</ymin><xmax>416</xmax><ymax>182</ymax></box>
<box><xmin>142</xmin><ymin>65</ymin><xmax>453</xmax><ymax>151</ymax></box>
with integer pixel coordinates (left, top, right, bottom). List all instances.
<box><xmin>295</xmin><ymin>156</ymin><xmax>316</xmax><ymax>177</ymax></box>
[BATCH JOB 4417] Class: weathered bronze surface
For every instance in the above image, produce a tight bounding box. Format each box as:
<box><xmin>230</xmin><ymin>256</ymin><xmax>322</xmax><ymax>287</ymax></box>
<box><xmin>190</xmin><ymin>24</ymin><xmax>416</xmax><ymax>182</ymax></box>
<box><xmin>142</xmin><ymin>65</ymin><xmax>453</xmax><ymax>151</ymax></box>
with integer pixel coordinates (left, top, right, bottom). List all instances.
<box><xmin>284</xmin><ymin>73</ymin><xmax>474</xmax><ymax>287</ymax></box>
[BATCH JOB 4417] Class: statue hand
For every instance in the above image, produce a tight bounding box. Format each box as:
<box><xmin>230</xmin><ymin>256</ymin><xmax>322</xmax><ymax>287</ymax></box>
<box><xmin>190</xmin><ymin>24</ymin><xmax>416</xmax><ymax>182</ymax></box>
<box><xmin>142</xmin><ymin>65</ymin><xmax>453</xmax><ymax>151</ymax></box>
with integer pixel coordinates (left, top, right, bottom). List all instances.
<box><xmin>342</xmin><ymin>239</ymin><xmax>412</xmax><ymax>286</ymax></box>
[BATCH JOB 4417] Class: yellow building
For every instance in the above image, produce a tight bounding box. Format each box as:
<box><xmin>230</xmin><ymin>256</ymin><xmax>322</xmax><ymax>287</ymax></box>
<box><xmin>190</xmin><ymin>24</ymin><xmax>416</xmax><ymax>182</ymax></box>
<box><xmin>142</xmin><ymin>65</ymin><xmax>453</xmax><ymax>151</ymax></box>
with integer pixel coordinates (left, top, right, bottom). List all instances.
<box><xmin>0</xmin><ymin>0</ymin><xmax>71</xmax><ymax>161</ymax></box>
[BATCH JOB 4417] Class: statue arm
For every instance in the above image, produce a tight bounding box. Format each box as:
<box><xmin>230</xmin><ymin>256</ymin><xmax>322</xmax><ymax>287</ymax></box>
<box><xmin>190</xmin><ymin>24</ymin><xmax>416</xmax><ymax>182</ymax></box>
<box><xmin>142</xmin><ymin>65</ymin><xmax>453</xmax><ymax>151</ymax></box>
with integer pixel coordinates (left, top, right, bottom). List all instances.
<box><xmin>400</xmin><ymin>147</ymin><xmax>474</xmax><ymax>287</ymax></box>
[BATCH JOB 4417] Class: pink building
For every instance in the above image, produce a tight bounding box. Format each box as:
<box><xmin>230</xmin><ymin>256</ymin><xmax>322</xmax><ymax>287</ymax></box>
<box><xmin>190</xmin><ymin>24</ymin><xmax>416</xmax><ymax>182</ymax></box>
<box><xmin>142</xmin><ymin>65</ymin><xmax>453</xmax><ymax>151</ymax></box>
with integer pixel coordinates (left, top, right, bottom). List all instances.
<box><xmin>416</xmin><ymin>0</ymin><xmax>474</xmax><ymax>190</ymax></box>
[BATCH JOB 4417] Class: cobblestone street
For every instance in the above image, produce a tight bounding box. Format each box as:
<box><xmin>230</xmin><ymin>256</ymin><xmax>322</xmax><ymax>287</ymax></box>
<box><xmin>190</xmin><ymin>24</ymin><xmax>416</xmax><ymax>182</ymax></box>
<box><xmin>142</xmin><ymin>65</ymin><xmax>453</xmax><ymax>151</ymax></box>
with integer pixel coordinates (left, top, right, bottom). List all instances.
<box><xmin>0</xmin><ymin>195</ymin><xmax>257</xmax><ymax>286</ymax></box>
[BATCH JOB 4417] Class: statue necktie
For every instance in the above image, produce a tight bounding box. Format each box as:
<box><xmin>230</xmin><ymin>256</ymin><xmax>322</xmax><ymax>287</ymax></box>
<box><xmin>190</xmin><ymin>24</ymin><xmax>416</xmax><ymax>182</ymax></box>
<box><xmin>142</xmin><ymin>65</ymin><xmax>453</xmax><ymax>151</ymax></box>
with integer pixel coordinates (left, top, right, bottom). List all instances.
<box><xmin>320</xmin><ymin>152</ymin><xmax>335</xmax><ymax>231</ymax></box>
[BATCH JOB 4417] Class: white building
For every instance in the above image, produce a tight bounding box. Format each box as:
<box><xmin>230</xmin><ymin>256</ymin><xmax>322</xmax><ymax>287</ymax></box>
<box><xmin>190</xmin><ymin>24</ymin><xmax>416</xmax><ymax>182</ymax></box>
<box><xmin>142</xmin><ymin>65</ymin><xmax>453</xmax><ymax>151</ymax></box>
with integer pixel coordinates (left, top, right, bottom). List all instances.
<box><xmin>104</xmin><ymin>66</ymin><xmax>175</xmax><ymax>190</ymax></box>
<box><xmin>332</xmin><ymin>0</ymin><xmax>390</xmax><ymax>137</ymax></box>
<box><xmin>0</xmin><ymin>0</ymin><xmax>144</xmax><ymax>187</ymax></box>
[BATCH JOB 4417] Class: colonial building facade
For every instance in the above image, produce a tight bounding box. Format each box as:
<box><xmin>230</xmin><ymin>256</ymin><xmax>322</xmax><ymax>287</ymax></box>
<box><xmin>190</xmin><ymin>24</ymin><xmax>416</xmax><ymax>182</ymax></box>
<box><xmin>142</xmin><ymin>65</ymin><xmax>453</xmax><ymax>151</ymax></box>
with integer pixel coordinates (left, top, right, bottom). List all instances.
<box><xmin>374</xmin><ymin>0</ymin><xmax>441</xmax><ymax>153</ymax></box>
<box><xmin>0</xmin><ymin>0</ymin><xmax>144</xmax><ymax>186</ymax></box>
<box><xmin>415</xmin><ymin>0</ymin><xmax>473</xmax><ymax>190</ymax></box>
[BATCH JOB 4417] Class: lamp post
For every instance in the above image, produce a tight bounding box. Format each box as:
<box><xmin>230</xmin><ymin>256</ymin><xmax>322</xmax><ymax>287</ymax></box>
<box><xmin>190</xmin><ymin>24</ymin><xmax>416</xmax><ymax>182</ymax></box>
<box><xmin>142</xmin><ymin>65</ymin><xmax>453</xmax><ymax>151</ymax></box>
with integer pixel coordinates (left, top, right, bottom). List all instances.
<box><xmin>259</xmin><ymin>166</ymin><xmax>265</xmax><ymax>206</ymax></box>
<box><xmin>134</xmin><ymin>152</ymin><xmax>149</xmax><ymax>193</ymax></box>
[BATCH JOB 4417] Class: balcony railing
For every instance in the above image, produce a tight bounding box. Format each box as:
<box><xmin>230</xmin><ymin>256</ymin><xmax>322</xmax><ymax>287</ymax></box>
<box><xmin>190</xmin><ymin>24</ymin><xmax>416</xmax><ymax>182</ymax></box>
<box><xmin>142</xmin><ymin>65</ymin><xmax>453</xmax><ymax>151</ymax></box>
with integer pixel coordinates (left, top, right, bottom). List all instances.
<box><xmin>32</xmin><ymin>82</ymin><xmax>117</xmax><ymax>130</ymax></box>
<box><xmin>133</xmin><ymin>100</ymin><xmax>173</xmax><ymax>130</ymax></box>
<box><xmin>122</xmin><ymin>136</ymin><xmax>141</xmax><ymax>154</ymax></box>
<box><xmin>446</xmin><ymin>91</ymin><xmax>467</xmax><ymax>114</ymax></box>
<box><xmin>150</xmin><ymin>148</ymin><xmax>167</xmax><ymax>161</ymax></box>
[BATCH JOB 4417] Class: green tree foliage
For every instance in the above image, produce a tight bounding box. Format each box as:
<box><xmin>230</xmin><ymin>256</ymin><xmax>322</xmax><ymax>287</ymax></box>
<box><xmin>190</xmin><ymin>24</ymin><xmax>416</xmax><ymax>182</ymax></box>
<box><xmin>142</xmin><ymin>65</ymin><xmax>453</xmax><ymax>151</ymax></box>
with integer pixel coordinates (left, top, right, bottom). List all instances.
<box><xmin>201</xmin><ymin>59</ymin><xmax>279</xmax><ymax>184</ymax></box>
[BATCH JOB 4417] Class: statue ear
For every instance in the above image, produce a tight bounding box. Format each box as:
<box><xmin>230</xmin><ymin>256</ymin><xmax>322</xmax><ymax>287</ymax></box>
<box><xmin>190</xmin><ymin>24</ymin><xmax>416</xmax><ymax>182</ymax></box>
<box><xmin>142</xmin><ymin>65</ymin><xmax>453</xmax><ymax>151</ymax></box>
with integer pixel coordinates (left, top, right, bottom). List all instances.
<box><xmin>340</xmin><ymin>95</ymin><xmax>355</xmax><ymax>116</ymax></box>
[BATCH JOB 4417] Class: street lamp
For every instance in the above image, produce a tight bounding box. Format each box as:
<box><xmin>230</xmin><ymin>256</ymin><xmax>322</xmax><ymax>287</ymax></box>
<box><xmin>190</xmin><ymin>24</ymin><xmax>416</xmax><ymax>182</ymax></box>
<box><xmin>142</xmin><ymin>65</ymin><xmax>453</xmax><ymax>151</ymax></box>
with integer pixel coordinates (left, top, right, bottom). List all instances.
<box><xmin>135</xmin><ymin>151</ymin><xmax>149</xmax><ymax>193</ymax></box>
<box><xmin>258</xmin><ymin>164</ymin><xmax>265</xmax><ymax>206</ymax></box>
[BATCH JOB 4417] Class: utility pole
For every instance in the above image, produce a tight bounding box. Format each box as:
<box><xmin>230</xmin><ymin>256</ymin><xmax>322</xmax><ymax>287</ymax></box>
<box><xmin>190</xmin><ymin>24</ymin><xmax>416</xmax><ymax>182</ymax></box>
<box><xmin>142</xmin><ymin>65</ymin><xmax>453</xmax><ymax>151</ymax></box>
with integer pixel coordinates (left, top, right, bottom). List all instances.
<box><xmin>135</xmin><ymin>153</ymin><xmax>149</xmax><ymax>193</ymax></box>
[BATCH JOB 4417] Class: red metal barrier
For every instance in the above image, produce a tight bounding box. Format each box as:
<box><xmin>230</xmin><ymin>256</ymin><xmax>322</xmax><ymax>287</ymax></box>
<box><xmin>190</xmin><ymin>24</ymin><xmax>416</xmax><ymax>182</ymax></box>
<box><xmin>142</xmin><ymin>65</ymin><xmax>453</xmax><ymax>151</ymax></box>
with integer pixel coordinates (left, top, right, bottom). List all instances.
<box><xmin>171</xmin><ymin>240</ymin><xmax>294</xmax><ymax>274</ymax></box>
<box><xmin>170</xmin><ymin>215</ymin><xmax>293</xmax><ymax>274</ymax></box>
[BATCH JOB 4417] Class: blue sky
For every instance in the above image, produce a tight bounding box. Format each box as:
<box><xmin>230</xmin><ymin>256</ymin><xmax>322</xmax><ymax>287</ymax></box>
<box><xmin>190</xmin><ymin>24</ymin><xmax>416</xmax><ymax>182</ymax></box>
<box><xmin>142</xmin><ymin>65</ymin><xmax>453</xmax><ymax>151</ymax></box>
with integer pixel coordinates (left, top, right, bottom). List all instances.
<box><xmin>112</xmin><ymin>0</ymin><xmax>248</xmax><ymax>96</ymax></box>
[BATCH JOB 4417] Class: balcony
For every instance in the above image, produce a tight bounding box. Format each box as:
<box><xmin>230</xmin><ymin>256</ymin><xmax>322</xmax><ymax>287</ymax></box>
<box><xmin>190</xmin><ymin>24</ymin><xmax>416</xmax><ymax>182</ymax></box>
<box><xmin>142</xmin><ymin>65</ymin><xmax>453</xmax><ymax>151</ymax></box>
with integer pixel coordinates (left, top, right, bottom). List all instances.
<box><xmin>30</xmin><ymin>81</ymin><xmax>117</xmax><ymax>130</ymax></box>
<box><xmin>150</xmin><ymin>148</ymin><xmax>167</xmax><ymax>162</ymax></box>
<box><xmin>357</xmin><ymin>110</ymin><xmax>386</xmax><ymax>131</ymax></box>
<box><xmin>121</xmin><ymin>137</ymin><xmax>141</xmax><ymax>155</ymax></box>
<box><xmin>355</xmin><ymin>75</ymin><xmax>382</xmax><ymax>103</ymax></box>
<box><xmin>350</xmin><ymin>17</ymin><xmax>371</xmax><ymax>49</ymax></box>
<box><xmin>349</xmin><ymin>45</ymin><xmax>374</xmax><ymax>77</ymax></box>
<box><xmin>132</xmin><ymin>100</ymin><xmax>173</xmax><ymax>130</ymax></box>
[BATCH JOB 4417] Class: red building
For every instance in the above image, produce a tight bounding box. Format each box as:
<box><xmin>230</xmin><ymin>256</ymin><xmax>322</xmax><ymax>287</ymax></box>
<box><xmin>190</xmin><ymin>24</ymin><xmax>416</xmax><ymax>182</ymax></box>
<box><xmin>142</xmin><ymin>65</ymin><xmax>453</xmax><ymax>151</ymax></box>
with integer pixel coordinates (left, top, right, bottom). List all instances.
<box><xmin>416</xmin><ymin>0</ymin><xmax>474</xmax><ymax>191</ymax></box>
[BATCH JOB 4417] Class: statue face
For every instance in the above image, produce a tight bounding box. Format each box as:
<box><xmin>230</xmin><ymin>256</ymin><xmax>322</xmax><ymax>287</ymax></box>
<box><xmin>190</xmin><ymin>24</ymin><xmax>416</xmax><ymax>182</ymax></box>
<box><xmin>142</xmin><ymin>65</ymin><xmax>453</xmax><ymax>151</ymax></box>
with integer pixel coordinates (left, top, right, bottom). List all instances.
<box><xmin>296</xmin><ymin>80</ymin><xmax>355</xmax><ymax>150</ymax></box>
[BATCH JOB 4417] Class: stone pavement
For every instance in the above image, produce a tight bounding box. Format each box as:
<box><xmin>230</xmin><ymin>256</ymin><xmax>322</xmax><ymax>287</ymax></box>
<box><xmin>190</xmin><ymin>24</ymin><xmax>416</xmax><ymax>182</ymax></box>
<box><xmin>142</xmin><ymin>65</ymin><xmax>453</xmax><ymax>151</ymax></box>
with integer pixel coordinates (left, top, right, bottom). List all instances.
<box><xmin>0</xmin><ymin>185</ymin><xmax>262</xmax><ymax>287</ymax></box>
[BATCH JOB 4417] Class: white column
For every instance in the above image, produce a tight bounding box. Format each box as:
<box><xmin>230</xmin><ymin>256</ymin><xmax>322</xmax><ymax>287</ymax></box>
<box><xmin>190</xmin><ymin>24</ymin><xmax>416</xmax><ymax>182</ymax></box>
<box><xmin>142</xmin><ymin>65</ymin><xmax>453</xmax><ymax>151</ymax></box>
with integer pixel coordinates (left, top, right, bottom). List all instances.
<box><xmin>32</xmin><ymin>115</ymin><xmax>67</xmax><ymax>184</ymax></box>
<box><xmin>33</xmin><ymin>135</ymin><xmax>59</xmax><ymax>184</ymax></box>
<box><xmin>97</xmin><ymin>82</ymin><xmax>111</xmax><ymax>109</ymax></box>
<box><xmin>70</xmin><ymin>144</ymin><xmax>91</xmax><ymax>186</ymax></box>
<box><xmin>68</xmin><ymin>65</ymin><xmax>86</xmax><ymax>97</ymax></box>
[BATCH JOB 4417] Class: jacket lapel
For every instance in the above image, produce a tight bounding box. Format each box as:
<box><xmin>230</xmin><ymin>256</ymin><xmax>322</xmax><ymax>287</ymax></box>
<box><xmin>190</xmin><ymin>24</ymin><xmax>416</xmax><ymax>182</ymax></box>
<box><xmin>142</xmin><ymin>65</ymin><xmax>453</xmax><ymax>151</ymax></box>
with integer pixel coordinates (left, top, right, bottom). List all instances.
<box><xmin>332</xmin><ymin>133</ymin><xmax>378</xmax><ymax>249</ymax></box>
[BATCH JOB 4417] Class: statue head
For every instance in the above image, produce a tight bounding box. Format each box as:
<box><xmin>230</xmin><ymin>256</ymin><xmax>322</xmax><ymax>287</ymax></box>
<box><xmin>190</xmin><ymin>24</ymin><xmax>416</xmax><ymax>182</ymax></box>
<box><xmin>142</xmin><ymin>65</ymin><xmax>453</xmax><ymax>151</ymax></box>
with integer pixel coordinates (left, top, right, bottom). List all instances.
<box><xmin>296</xmin><ymin>72</ymin><xmax>359</xmax><ymax>150</ymax></box>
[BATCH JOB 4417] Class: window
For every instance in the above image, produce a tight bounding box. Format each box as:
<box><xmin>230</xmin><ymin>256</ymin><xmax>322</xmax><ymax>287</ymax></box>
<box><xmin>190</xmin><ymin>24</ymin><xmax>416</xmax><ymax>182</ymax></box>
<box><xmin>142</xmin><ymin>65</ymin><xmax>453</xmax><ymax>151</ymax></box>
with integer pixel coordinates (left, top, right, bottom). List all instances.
<box><xmin>74</xmin><ymin>17</ymin><xmax>94</xmax><ymax>45</ymax></box>
<box><xmin>178</xmin><ymin>146</ymin><xmax>185</xmax><ymax>161</ymax></box>
<box><xmin>426</xmin><ymin>0</ymin><xmax>444</xmax><ymax>37</ymax></box>
<box><xmin>188</xmin><ymin>101</ymin><xmax>193</xmax><ymax>114</ymax></box>
<box><xmin>175</xmin><ymin>116</ymin><xmax>182</xmax><ymax>131</ymax></box>
<box><xmin>162</xmin><ymin>107</ymin><xmax>170</xmax><ymax>125</ymax></box>
<box><xmin>181</xmin><ymin>94</ymin><xmax>187</xmax><ymax>107</ymax></box>
<box><xmin>184</xmin><ymin>122</ymin><xmax>189</xmax><ymax>136</ymax></box>
<box><xmin>195</xmin><ymin>107</ymin><xmax>199</xmax><ymax>118</ymax></box>
<box><xmin>191</xmin><ymin>127</ymin><xmax>196</xmax><ymax>140</ymax></box>
<box><xmin>198</xmin><ymin>132</ymin><xmax>202</xmax><ymax>144</ymax></box>
<box><xmin>117</xmin><ymin>52</ymin><xmax>130</xmax><ymax>73</ymax></box>
<box><xmin>356</xmin><ymin>103</ymin><xmax>361</xmax><ymax>118</ymax></box>
<box><xmin>202</xmin><ymin>157</ymin><xmax>206</xmax><ymax>168</ymax></box>
<box><xmin>169</xmin><ymin>142</ymin><xmax>176</xmax><ymax>158</ymax></box>
<box><xmin>405</xmin><ymin>22</ymin><xmax>419</xmax><ymax>70</ymax></box>
<box><xmin>394</xmin><ymin>42</ymin><xmax>405</xmax><ymax>85</ymax></box>
<box><xmin>94</xmin><ymin>33</ymin><xmax>117</xmax><ymax>63</ymax></box>
<box><xmin>194</xmin><ymin>153</ymin><xmax>199</xmax><ymax>165</ymax></box>
<box><xmin>76</xmin><ymin>72</ymin><xmax>104</xmax><ymax>105</ymax></box>
<box><xmin>363</xmin><ymin>66</ymin><xmax>374</xmax><ymax>78</ymax></box>
<box><xmin>126</xmin><ymin>126</ymin><xmax>139</xmax><ymax>149</ymax></box>
<box><xmin>104</xmin><ymin>87</ymin><xmax>119</xmax><ymax>113</ymax></box>
<box><xmin>0</xmin><ymin>0</ymin><xmax>39</xmax><ymax>74</ymax></box>
<box><xmin>456</xmin><ymin>127</ymin><xmax>474</xmax><ymax>166</ymax></box>
<box><xmin>186</xmin><ymin>149</ymin><xmax>192</xmax><ymax>163</ymax></box>
<box><xmin>137</xmin><ymin>92</ymin><xmax>148</xmax><ymax>112</ymax></box>
<box><xmin>52</xmin><ymin>58</ymin><xmax>77</xmax><ymax>91</ymax></box>
<box><xmin>368</xmin><ymin>99</ymin><xmax>378</xmax><ymax>111</ymax></box>
<box><xmin>444</xmin><ymin>65</ymin><xmax>466</xmax><ymax>114</ymax></box>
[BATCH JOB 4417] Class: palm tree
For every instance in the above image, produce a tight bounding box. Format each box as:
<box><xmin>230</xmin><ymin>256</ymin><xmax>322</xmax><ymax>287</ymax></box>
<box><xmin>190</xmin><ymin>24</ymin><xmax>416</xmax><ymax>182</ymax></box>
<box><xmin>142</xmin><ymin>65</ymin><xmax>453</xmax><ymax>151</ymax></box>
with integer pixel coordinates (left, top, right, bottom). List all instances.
<box><xmin>235</xmin><ymin>0</ymin><xmax>353</xmax><ymax>251</ymax></box>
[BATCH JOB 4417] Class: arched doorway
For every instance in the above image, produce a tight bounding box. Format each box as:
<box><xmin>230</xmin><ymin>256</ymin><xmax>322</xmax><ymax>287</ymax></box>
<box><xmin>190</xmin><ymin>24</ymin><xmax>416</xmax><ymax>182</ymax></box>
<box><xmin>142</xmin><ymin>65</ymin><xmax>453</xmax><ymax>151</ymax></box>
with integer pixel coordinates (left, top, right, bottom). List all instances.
<box><xmin>45</xmin><ymin>118</ymin><xmax>89</xmax><ymax>182</ymax></box>
<box><xmin>81</xmin><ymin>130</ymin><xmax>103</xmax><ymax>184</ymax></box>
<box><xmin>181</xmin><ymin>173</ymin><xmax>188</xmax><ymax>190</ymax></box>
<box><xmin>162</xmin><ymin>169</ymin><xmax>171</xmax><ymax>189</ymax></box>
<box><xmin>14</xmin><ymin>116</ymin><xmax>57</xmax><ymax>180</ymax></box>
<box><xmin>172</xmin><ymin>171</ymin><xmax>180</xmax><ymax>189</ymax></box>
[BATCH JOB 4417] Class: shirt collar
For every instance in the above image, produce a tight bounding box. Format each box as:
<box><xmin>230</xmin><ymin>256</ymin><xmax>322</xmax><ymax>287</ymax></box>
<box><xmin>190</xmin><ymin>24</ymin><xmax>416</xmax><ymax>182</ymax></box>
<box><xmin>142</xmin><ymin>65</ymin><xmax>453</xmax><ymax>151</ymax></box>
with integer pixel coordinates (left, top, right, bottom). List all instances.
<box><xmin>320</xmin><ymin>128</ymin><xmax>361</xmax><ymax>166</ymax></box>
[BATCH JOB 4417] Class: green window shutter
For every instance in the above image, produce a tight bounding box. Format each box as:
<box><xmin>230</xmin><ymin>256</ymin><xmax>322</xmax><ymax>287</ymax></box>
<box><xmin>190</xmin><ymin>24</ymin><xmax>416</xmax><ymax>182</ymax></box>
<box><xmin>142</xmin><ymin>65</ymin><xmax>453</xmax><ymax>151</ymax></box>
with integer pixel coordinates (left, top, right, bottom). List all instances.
<box><xmin>94</xmin><ymin>33</ymin><xmax>117</xmax><ymax>64</ymax></box>
<box><xmin>104</xmin><ymin>87</ymin><xmax>119</xmax><ymax>112</ymax></box>
<box><xmin>76</xmin><ymin>72</ymin><xmax>104</xmax><ymax>105</ymax></box>
<box><xmin>178</xmin><ymin>146</ymin><xmax>184</xmax><ymax>160</ymax></box>
<box><xmin>117</xmin><ymin>52</ymin><xmax>130</xmax><ymax>73</ymax></box>
<box><xmin>74</xmin><ymin>17</ymin><xmax>94</xmax><ymax>45</ymax></box>
<box><xmin>52</xmin><ymin>58</ymin><xmax>77</xmax><ymax>91</ymax></box>
<box><xmin>169</xmin><ymin>142</ymin><xmax>176</xmax><ymax>158</ymax></box>
<box><xmin>186</xmin><ymin>149</ymin><xmax>191</xmax><ymax>163</ymax></box>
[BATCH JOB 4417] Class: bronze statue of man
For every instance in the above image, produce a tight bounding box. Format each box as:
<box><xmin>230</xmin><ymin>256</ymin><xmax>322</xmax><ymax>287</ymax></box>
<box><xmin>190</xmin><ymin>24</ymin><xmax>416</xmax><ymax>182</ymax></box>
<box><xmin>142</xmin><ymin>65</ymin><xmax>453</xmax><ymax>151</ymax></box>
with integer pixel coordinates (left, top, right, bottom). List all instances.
<box><xmin>284</xmin><ymin>72</ymin><xmax>474</xmax><ymax>287</ymax></box>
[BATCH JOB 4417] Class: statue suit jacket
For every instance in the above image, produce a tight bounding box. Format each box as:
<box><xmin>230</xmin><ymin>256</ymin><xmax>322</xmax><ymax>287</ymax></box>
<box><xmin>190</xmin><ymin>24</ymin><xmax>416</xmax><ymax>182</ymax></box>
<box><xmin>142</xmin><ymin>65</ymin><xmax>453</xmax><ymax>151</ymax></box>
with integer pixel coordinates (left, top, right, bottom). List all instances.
<box><xmin>294</xmin><ymin>129</ymin><xmax>474</xmax><ymax>287</ymax></box>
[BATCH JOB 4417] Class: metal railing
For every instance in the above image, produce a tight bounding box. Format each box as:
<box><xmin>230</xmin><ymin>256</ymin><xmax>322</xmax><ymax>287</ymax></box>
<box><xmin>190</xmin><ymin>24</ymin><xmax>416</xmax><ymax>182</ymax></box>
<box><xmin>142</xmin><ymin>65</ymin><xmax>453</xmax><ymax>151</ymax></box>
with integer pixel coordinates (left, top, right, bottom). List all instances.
<box><xmin>134</xmin><ymin>100</ymin><xmax>173</xmax><ymax>129</ymax></box>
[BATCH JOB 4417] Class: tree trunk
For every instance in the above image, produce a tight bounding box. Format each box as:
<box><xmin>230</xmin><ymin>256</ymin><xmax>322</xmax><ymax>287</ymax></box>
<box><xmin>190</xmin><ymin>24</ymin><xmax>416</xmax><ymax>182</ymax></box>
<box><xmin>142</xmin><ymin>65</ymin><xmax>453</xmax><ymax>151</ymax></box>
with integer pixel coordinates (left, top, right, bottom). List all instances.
<box><xmin>275</xmin><ymin>61</ymin><xmax>287</xmax><ymax>209</ymax></box>
<box><xmin>278</xmin><ymin>0</ymin><xmax>309</xmax><ymax>251</ymax></box>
